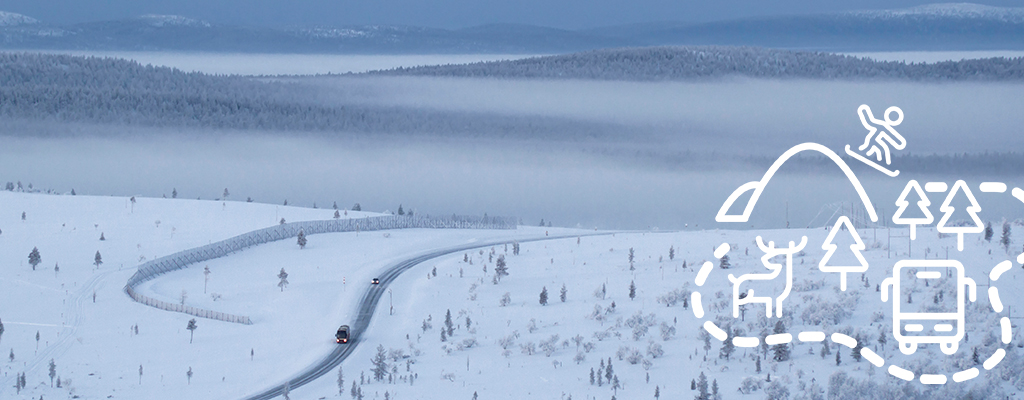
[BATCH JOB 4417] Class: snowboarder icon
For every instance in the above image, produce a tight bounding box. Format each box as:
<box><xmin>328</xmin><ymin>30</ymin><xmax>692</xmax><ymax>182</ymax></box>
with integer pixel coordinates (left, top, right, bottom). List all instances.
<box><xmin>845</xmin><ymin>105</ymin><xmax>906</xmax><ymax>177</ymax></box>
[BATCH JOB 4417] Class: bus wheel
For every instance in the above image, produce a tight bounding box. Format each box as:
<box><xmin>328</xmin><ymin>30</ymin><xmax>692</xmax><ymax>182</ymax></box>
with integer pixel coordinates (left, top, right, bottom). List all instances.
<box><xmin>940</xmin><ymin>341</ymin><xmax>958</xmax><ymax>355</ymax></box>
<box><xmin>899</xmin><ymin>341</ymin><xmax>917</xmax><ymax>355</ymax></box>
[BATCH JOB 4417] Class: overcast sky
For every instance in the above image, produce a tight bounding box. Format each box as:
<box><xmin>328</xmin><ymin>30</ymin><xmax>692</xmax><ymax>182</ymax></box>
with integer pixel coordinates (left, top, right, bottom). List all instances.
<box><xmin>3</xmin><ymin>0</ymin><xmax>1019</xmax><ymax>29</ymax></box>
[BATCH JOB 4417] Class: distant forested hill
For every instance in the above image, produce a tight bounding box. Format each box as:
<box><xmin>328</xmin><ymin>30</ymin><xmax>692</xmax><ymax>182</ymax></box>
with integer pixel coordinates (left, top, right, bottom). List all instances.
<box><xmin>371</xmin><ymin>46</ymin><xmax>1024</xmax><ymax>81</ymax></box>
<box><xmin>0</xmin><ymin>52</ymin><xmax>622</xmax><ymax>139</ymax></box>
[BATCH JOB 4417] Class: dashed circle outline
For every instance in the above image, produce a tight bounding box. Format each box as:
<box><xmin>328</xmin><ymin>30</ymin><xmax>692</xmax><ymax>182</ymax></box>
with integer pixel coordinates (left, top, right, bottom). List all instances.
<box><xmin>691</xmin><ymin>185</ymin><xmax>1024</xmax><ymax>385</ymax></box>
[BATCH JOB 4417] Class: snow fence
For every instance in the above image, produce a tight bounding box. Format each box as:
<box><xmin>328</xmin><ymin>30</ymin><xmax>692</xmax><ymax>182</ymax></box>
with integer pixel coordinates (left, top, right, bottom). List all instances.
<box><xmin>124</xmin><ymin>214</ymin><xmax>517</xmax><ymax>325</ymax></box>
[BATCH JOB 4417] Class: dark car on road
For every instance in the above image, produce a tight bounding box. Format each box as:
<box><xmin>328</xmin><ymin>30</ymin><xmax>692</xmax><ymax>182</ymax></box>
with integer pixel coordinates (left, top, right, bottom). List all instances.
<box><xmin>371</xmin><ymin>278</ymin><xmax>380</xmax><ymax>284</ymax></box>
<box><xmin>336</xmin><ymin>325</ymin><xmax>350</xmax><ymax>343</ymax></box>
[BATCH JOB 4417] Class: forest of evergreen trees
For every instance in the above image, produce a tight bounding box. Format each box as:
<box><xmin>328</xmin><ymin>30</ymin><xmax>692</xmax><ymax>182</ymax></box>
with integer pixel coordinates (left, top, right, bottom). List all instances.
<box><xmin>0</xmin><ymin>52</ymin><xmax>620</xmax><ymax>139</ymax></box>
<box><xmin>374</xmin><ymin>46</ymin><xmax>1024</xmax><ymax>81</ymax></box>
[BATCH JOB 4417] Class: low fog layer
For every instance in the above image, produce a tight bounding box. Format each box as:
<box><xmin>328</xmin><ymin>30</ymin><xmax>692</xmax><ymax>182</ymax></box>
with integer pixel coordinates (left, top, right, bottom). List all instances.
<box><xmin>306</xmin><ymin>76</ymin><xmax>1024</xmax><ymax>156</ymax></box>
<box><xmin>3</xmin><ymin>52</ymin><xmax>1023</xmax><ymax>229</ymax></box>
<box><xmin>2</xmin><ymin>128</ymin><xmax>1022</xmax><ymax>230</ymax></box>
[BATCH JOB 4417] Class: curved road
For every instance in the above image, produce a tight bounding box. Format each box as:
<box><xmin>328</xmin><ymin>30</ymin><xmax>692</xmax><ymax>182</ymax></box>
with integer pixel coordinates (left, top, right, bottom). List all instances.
<box><xmin>241</xmin><ymin>233</ymin><xmax>604</xmax><ymax>400</ymax></box>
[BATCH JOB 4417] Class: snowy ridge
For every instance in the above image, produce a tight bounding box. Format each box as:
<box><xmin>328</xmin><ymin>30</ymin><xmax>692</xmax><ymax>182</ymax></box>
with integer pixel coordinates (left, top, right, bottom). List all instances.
<box><xmin>0</xmin><ymin>10</ymin><xmax>38</xmax><ymax>27</ymax></box>
<box><xmin>137</xmin><ymin>14</ymin><xmax>212</xmax><ymax>28</ymax></box>
<box><xmin>847</xmin><ymin>3</ymin><xmax>1024</xmax><ymax>22</ymax></box>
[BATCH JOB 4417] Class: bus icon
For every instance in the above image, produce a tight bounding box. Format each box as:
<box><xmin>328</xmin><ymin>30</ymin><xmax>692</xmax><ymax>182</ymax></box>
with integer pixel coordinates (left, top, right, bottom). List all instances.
<box><xmin>881</xmin><ymin>260</ymin><xmax>976</xmax><ymax>355</ymax></box>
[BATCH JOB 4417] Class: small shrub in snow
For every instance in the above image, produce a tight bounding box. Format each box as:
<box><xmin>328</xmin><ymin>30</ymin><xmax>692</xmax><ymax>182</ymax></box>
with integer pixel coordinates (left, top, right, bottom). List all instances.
<box><xmin>499</xmin><ymin>292</ymin><xmax>511</xmax><ymax>307</ymax></box>
<box><xmin>656</xmin><ymin>287</ymin><xmax>691</xmax><ymax>307</ymax></box>
<box><xmin>539</xmin><ymin>335</ymin><xmax>560</xmax><ymax>356</ymax></box>
<box><xmin>647</xmin><ymin>342</ymin><xmax>664</xmax><ymax>358</ymax></box>
<box><xmin>659</xmin><ymin>322</ymin><xmax>676</xmax><ymax>341</ymax></box>
<box><xmin>520</xmin><ymin>342</ymin><xmax>536</xmax><ymax>355</ymax></box>
<box><xmin>738</xmin><ymin>377</ymin><xmax>762</xmax><ymax>394</ymax></box>
<box><xmin>764</xmin><ymin>380</ymin><xmax>790</xmax><ymax>400</ymax></box>
<box><xmin>497</xmin><ymin>334</ymin><xmax>516</xmax><ymax>350</ymax></box>
<box><xmin>625</xmin><ymin>348</ymin><xmax>643</xmax><ymax>365</ymax></box>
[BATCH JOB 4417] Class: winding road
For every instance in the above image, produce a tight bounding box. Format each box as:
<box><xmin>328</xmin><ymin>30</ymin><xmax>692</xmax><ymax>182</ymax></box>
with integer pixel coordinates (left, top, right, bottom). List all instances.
<box><xmin>240</xmin><ymin>233</ymin><xmax>601</xmax><ymax>400</ymax></box>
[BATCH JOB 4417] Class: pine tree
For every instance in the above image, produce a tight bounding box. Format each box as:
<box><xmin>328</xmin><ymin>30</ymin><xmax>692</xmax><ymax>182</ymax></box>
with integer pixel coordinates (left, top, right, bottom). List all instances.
<box><xmin>669</xmin><ymin>246</ymin><xmax>675</xmax><ymax>260</ymax></box>
<box><xmin>337</xmin><ymin>365</ymin><xmax>344</xmax><ymax>395</ymax></box>
<box><xmin>94</xmin><ymin>251</ymin><xmax>103</xmax><ymax>268</ymax></box>
<box><xmin>691</xmin><ymin>378</ymin><xmax>696</xmax><ymax>390</ymax></box>
<box><xmin>172</xmin><ymin>188</ymin><xmax>178</xmax><ymax>198</ymax></box>
<box><xmin>28</xmin><ymin>247</ymin><xmax>41</xmax><ymax>270</ymax></box>
<box><xmin>711</xmin><ymin>379</ymin><xmax>719</xmax><ymax>399</ymax></box>
<box><xmin>560</xmin><ymin>284</ymin><xmax>567</xmax><ymax>302</ymax></box>
<box><xmin>445</xmin><ymin>309</ymin><xmax>454</xmax><ymax>337</ymax></box>
<box><xmin>49</xmin><ymin>358</ymin><xmax>56</xmax><ymax>387</ymax></box>
<box><xmin>655</xmin><ymin>385</ymin><xmax>661</xmax><ymax>399</ymax></box>
<box><xmin>819</xmin><ymin>216</ymin><xmax>868</xmax><ymax>291</ymax></box>
<box><xmin>494</xmin><ymin>255</ymin><xmax>508</xmax><ymax>281</ymax></box>
<box><xmin>628</xmin><ymin>247</ymin><xmax>635</xmax><ymax>270</ymax></box>
<box><xmin>99</xmin><ymin>232</ymin><xmax>105</xmax><ymax>241</ymax></box>
<box><xmin>629</xmin><ymin>280</ymin><xmax>636</xmax><ymax>300</ymax></box>
<box><xmin>590</xmin><ymin>368</ymin><xmax>595</xmax><ymax>385</ymax></box>
<box><xmin>852</xmin><ymin>336</ymin><xmax>863</xmax><ymax>362</ymax></box>
<box><xmin>539</xmin><ymin>286</ymin><xmax>548</xmax><ymax>305</ymax></box>
<box><xmin>719</xmin><ymin>328</ymin><xmax>735</xmax><ymax>360</ymax></box>
<box><xmin>397</xmin><ymin>205</ymin><xmax>404</xmax><ymax>215</ymax></box>
<box><xmin>835</xmin><ymin>349</ymin><xmax>841</xmax><ymax>365</ymax></box>
<box><xmin>605</xmin><ymin>359</ymin><xmax>614</xmax><ymax>384</ymax></box>
<box><xmin>352</xmin><ymin>203</ymin><xmax>361</xmax><ymax>211</ymax></box>
<box><xmin>0</xmin><ymin>317</ymin><xmax>4</xmax><ymax>343</ymax></box>
<box><xmin>893</xmin><ymin>180</ymin><xmax>933</xmax><ymax>240</ymax></box>
<box><xmin>1001</xmin><ymin>222</ymin><xmax>1012</xmax><ymax>253</ymax></box>
<box><xmin>719</xmin><ymin>254</ymin><xmax>730</xmax><ymax>269</ymax></box>
<box><xmin>372</xmin><ymin>344</ymin><xmax>389</xmax><ymax>381</ymax></box>
<box><xmin>297</xmin><ymin>229</ymin><xmax>307</xmax><ymax>249</ymax></box>
<box><xmin>756</xmin><ymin>356</ymin><xmax>761</xmax><ymax>373</ymax></box>
<box><xmin>772</xmin><ymin>320</ymin><xmax>790</xmax><ymax>362</ymax></box>
<box><xmin>696</xmin><ymin>372</ymin><xmax>709</xmax><ymax>400</ymax></box>
<box><xmin>984</xmin><ymin>222</ymin><xmax>994</xmax><ymax>242</ymax></box>
<box><xmin>186</xmin><ymin>319</ymin><xmax>197</xmax><ymax>343</ymax></box>
<box><xmin>937</xmin><ymin>180</ymin><xmax>984</xmax><ymax>251</ymax></box>
<box><xmin>351</xmin><ymin>381</ymin><xmax>358</xmax><ymax>399</ymax></box>
<box><xmin>278</xmin><ymin>268</ymin><xmax>289</xmax><ymax>291</ymax></box>
<box><xmin>334</xmin><ymin>210</ymin><xmax>341</xmax><ymax>219</ymax></box>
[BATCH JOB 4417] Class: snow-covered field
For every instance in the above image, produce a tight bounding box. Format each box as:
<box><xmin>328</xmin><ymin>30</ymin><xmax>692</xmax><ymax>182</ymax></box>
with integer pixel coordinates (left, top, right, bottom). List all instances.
<box><xmin>1</xmin><ymin>189</ymin><xmax>1022</xmax><ymax>399</ymax></box>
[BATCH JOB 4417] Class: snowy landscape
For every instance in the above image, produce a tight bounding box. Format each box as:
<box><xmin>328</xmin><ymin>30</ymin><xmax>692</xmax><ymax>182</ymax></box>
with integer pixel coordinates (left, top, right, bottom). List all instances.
<box><xmin>1</xmin><ymin>182</ymin><xmax>1023</xmax><ymax>399</ymax></box>
<box><xmin>3</xmin><ymin>1</ymin><xmax>1024</xmax><ymax>399</ymax></box>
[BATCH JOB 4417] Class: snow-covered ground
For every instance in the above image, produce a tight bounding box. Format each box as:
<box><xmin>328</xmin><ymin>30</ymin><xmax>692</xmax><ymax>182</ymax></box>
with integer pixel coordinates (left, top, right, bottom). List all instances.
<box><xmin>2</xmin><ymin>189</ymin><xmax>1023</xmax><ymax>400</ymax></box>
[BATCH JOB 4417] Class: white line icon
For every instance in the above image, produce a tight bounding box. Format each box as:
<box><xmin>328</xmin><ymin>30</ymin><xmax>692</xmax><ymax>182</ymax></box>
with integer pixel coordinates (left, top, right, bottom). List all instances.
<box><xmin>845</xmin><ymin>105</ymin><xmax>906</xmax><ymax>177</ymax></box>
<box><xmin>936</xmin><ymin>180</ymin><xmax>984</xmax><ymax>251</ymax></box>
<box><xmin>819</xmin><ymin>216</ymin><xmax>868</xmax><ymax>291</ymax></box>
<box><xmin>716</xmin><ymin>143</ymin><xmax>877</xmax><ymax>223</ymax></box>
<box><xmin>728</xmin><ymin>236</ymin><xmax>807</xmax><ymax>318</ymax></box>
<box><xmin>893</xmin><ymin>180</ymin><xmax>934</xmax><ymax>240</ymax></box>
<box><xmin>881</xmin><ymin>260</ymin><xmax>976</xmax><ymax>355</ymax></box>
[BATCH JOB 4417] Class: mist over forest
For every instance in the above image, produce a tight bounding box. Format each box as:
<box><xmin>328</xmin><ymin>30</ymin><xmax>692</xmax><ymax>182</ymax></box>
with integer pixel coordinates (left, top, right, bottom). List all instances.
<box><xmin>2</xmin><ymin>50</ymin><xmax>1022</xmax><ymax>229</ymax></box>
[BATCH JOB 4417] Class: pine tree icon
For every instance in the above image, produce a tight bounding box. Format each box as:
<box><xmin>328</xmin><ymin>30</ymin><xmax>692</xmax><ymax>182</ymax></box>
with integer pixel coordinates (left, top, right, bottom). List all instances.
<box><xmin>936</xmin><ymin>180</ymin><xmax>983</xmax><ymax>251</ymax></box>
<box><xmin>819</xmin><ymin>216</ymin><xmax>869</xmax><ymax>291</ymax></box>
<box><xmin>892</xmin><ymin>180</ymin><xmax>933</xmax><ymax>240</ymax></box>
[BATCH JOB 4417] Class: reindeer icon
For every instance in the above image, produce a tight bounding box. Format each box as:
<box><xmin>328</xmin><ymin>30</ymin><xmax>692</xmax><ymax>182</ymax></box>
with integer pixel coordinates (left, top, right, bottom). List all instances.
<box><xmin>728</xmin><ymin>236</ymin><xmax>808</xmax><ymax>318</ymax></box>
